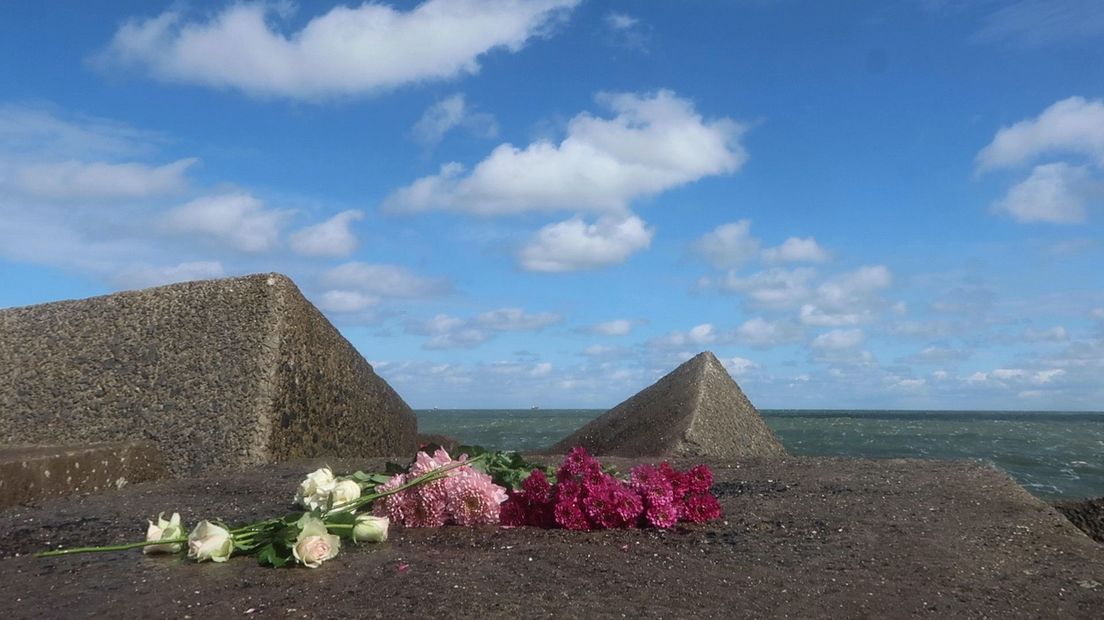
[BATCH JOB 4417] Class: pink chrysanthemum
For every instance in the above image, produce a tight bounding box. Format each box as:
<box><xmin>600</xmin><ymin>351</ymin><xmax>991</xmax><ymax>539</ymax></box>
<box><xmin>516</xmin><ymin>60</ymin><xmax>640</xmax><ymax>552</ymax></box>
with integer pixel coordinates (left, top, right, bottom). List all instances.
<box><xmin>444</xmin><ymin>467</ymin><xmax>508</xmax><ymax>526</ymax></box>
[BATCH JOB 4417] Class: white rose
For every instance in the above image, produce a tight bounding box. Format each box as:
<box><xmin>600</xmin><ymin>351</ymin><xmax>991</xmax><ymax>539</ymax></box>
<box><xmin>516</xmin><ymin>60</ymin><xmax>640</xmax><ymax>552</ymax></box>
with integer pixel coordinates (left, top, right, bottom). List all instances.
<box><xmin>353</xmin><ymin>515</ymin><xmax>389</xmax><ymax>543</ymax></box>
<box><xmin>187</xmin><ymin>520</ymin><xmax>234</xmax><ymax>563</ymax></box>
<box><xmin>143</xmin><ymin>511</ymin><xmax>184</xmax><ymax>554</ymax></box>
<box><xmin>292</xmin><ymin>516</ymin><xmax>340</xmax><ymax>568</ymax></box>
<box><xmin>294</xmin><ymin>467</ymin><xmax>337</xmax><ymax>510</ymax></box>
<box><xmin>330</xmin><ymin>479</ymin><xmax>362</xmax><ymax>507</ymax></box>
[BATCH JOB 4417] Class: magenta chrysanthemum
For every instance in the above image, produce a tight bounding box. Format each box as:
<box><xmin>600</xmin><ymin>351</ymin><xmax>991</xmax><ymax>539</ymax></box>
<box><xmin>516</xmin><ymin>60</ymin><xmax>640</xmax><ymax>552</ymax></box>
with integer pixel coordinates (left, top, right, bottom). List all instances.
<box><xmin>505</xmin><ymin>450</ymin><xmax>722</xmax><ymax>530</ymax></box>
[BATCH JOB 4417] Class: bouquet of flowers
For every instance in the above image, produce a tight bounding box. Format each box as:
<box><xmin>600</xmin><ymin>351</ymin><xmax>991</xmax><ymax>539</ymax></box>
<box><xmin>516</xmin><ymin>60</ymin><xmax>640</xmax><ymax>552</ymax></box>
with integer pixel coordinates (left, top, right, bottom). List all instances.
<box><xmin>37</xmin><ymin>446</ymin><xmax>722</xmax><ymax>568</ymax></box>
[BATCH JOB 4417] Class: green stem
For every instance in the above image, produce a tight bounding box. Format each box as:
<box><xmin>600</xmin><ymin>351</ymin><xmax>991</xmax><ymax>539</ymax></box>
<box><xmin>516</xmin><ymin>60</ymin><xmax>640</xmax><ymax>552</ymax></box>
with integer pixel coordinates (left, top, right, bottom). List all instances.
<box><xmin>325</xmin><ymin>454</ymin><xmax>486</xmax><ymax>517</ymax></box>
<box><xmin>36</xmin><ymin>537</ymin><xmax>188</xmax><ymax>558</ymax></box>
<box><xmin>37</xmin><ymin>453</ymin><xmax>487</xmax><ymax>559</ymax></box>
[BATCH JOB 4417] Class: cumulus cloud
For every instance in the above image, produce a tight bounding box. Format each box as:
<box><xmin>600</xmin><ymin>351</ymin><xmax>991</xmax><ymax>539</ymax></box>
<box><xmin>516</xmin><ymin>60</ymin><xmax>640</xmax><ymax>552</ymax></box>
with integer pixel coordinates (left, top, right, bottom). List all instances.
<box><xmin>649</xmin><ymin>323</ymin><xmax>718</xmax><ymax>348</ymax></box>
<box><xmin>815</xmin><ymin>265</ymin><xmax>892</xmax><ymax>310</ymax></box>
<box><xmin>289</xmin><ymin>210</ymin><xmax>365</xmax><ymax>257</ymax></box>
<box><xmin>14</xmin><ymin>158</ymin><xmax>195</xmax><ymax>200</ymax></box>
<box><xmin>161</xmin><ymin>192</ymin><xmax>287</xmax><ymax>252</ymax></box>
<box><xmin>518</xmin><ymin>215</ymin><xmax>654</xmax><ymax>272</ymax></box>
<box><xmin>474</xmin><ymin>307</ymin><xmax>561</xmax><ymax>331</ymax></box>
<box><xmin>322</xmin><ymin>261</ymin><xmax>451</xmax><ymax>298</ymax></box>
<box><xmin>761</xmin><ymin>236</ymin><xmax>831</xmax><ymax>263</ymax></box>
<box><xmin>798</xmin><ymin>304</ymin><xmax>871</xmax><ymax>327</ymax></box>
<box><xmin>578</xmin><ymin>319</ymin><xmax>637</xmax><ymax>336</ymax></box>
<box><xmin>316</xmin><ymin>290</ymin><xmax>379</xmax><ymax>314</ymax></box>
<box><xmin>413</xmin><ymin>93</ymin><xmax>498</xmax><ymax>147</ymax></box>
<box><xmin>693</xmin><ymin>220</ymin><xmax>760</xmax><ymax>269</ymax></box>
<box><xmin>991</xmin><ymin>162</ymin><xmax>1096</xmax><ymax>224</ymax></box>
<box><xmin>734</xmin><ymin>317</ymin><xmax>802</xmax><ymax>348</ymax></box>
<box><xmin>722</xmin><ymin>356</ymin><xmax>758</xmax><ymax>376</ymax></box>
<box><xmin>719</xmin><ymin>267</ymin><xmax>817</xmax><ymax>308</ymax></box>
<box><xmin>407</xmin><ymin>306</ymin><xmax>559</xmax><ymax>349</ymax></box>
<box><xmin>386</xmin><ymin>90</ymin><xmax>747</xmax><ymax>215</ymax></box>
<box><xmin>113</xmin><ymin>260</ymin><xmax>224</xmax><ymax>289</ymax></box>
<box><xmin>976</xmin><ymin>96</ymin><xmax>1104</xmax><ymax>171</ymax></box>
<box><xmin>99</xmin><ymin>0</ymin><xmax>580</xmax><ymax>99</ymax></box>
<box><xmin>811</xmin><ymin>328</ymin><xmax>865</xmax><ymax>350</ymax></box>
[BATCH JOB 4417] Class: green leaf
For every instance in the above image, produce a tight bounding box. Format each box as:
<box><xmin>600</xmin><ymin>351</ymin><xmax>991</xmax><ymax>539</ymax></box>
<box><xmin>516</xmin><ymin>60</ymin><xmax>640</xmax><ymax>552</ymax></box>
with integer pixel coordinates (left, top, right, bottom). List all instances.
<box><xmin>257</xmin><ymin>542</ymin><xmax>292</xmax><ymax>568</ymax></box>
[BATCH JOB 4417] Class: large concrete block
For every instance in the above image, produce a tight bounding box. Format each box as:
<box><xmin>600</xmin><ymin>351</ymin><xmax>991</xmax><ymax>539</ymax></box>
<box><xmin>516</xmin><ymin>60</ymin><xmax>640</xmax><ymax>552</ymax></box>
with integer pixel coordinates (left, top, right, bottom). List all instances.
<box><xmin>548</xmin><ymin>351</ymin><xmax>787</xmax><ymax>458</ymax></box>
<box><xmin>0</xmin><ymin>442</ymin><xmax>166</xmax><ymax>509</ymax></box>
<box><xmin>0</xmin><ymin>273</ymin><xmax>418</xmax><ymax>474</ymax></box>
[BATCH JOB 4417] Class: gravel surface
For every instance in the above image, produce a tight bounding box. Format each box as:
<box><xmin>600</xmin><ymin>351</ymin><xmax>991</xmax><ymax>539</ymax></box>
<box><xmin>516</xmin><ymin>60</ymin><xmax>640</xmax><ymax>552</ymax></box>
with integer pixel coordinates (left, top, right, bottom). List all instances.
<box><xmin>1</xmin><ymin>456</ymin><xmax>1101</xmax><ymax>618</ymax></box>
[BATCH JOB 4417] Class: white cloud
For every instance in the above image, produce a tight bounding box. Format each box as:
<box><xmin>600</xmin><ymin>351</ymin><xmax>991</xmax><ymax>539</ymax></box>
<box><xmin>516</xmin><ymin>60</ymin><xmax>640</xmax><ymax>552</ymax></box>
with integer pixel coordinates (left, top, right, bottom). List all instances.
<box><xmin>579</xmin><ymin>319</ymin><xmax>636</xmax><ymax>336</ymax></box>
<box><xmin>976</xmin><ymin>96</ymin><xmax>1104</xmax><ymax>171</ymax></box>
<box><xmin>425</xmin><ymin>328</ymin><xmax>491</xmax><ymax>349</ymax></box>
<box><xmin>99</xmin><ymin>0</ymin><xmax>580</xmax><ymax>100</ymax></box>
<box><xmin>761</xmin><ymin>236</ymin><xmax>831</xmax><ymax>263</ymax></box>
<box><xmin>113</xmin><ymin>260</ymin><xmax>224</xmax><ymax>289</ymax></box>
<box><xmin>322</xmin><ymin>262</ymin><xmax>450</xmax><ymax>298</ymax></box>
<box><xmin>894</xmin><ymin>378</ymin><xmax>926</xmax><ymax>390</ymax></box>
<box><xmin>14</xmin><ymin>158</ymin><xmax>195</xmax><ymax>200</ymax></box>
<box><xmin>413</xmin><ymin>93</ymin><xmax>498</xmax><ymax>146</ymax></box>
<box><xmin>407</xmin><ymin>306</ymin><xmax>557</xmax><ymax>349</ymax></box>
<box><xmin>722</xmin><ymin>356</ymin><xmax>758</xmax><ymax>376</ymax></box>
<box><xmin>474</xmin><ymin>307</ymin><xmax>561</xmax><ymax>331</ymax></box>
<box><xmin>0</xmin><ymin>104</ymin><xmax>162</xmax><ymax>160</ymax></box>
<box><xmin>316</xmin><ymin>290</ymin><xmax>379</xmax><ymax>314</ymax></box>
<box><xmin>734</xmin><ymin>317</ymin><xmax>801</xmax><ymax>348</ymax></box>
<box><xmin>693</xmin><ymin>220</ymin><xmax>760</xmax><ymax>269</ymax></box>
<box><xmin>815</xmin><ymin>265</ymin><xmax>892</xmax><ymax>309</ymax></box>
<box><xmin>289</xmin><ymin>210</ymin><xmax>364</xmax><ymax>257</ymax></box>
<box><xmin>975</xmin><ymin>0</ymin><xmax>1104</xmax><ymax>47</ymax></box>
<box><xmin>386</xmin><ymin>90</ymin><xmax>747</xmax><ymax>214</ymax></box>
<box><xmin>603</xmin><ymin>12</ymin><xmax>648</xmax><ymax>50</ymax></box>
<box><xmin>651</xmin><ymin>323</ymin><xmax>718</xmax><ymax>348</ymax></box>
<box><xmin>798</xmin><ymin>304</ymin><xmax>871</xmax><ymax>327</ymax></box>
<box><xmin>720</xmin><ymin>267</ymin><xmax>816</xmax><ymax>308</ymax></box>
<box><xmin>161</xmin><ymin>192</ymin><xmax>287</xmax><ymax>252</ymax></box>
<box><xmin>811</xmin><ymin>328</ymin><xmax>865</xmax><ymax>350</ymax></box>
<box><xmin>992</xmin><ymin>162</ymin><xmax>1095</xmax><ymax>224</ymax></box>
<box><xmin>1023</xmin><ymin>325</ymin><xmax>1069</xmax><ymax>342</ymax></box>
<box><xmin>519</xmin><ymin>215</ymin><xmax>654</xmax><ymax>272</ymax></box>
<box><xmin>605</xmin><ymin>13</ymin><xmax>639</xmax><ymax>31</ymax></box>
<box><xmin>901</xmin><ymin>345</ymin><xmax>972</xmax><ymax>364</ymax></box>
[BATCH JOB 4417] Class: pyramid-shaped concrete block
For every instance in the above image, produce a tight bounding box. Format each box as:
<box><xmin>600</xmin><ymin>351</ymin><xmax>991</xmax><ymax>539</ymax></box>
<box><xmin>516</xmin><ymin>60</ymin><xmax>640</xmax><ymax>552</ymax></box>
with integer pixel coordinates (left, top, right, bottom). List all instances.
<box><xmin>548</xmin><ymin>351</ymin><xmax>786</xmax><ymax>458</ymax></box>
<box><xmin>0</xmin><ymin>273</ymin><xmax>418</xmax><ymax>475</ymax></box>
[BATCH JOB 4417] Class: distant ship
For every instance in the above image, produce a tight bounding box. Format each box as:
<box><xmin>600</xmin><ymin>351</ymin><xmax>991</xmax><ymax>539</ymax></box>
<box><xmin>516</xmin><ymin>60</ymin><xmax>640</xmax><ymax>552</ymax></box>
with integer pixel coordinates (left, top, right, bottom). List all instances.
<box><xmin>530</xmin><ymin>405</ymin><xmax>540</xmax><ymax>410</ymax></box>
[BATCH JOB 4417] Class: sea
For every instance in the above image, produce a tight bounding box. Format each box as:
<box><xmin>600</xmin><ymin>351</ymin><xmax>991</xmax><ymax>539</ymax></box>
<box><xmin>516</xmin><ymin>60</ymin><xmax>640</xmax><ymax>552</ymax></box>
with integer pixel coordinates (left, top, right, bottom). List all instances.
<box><xmin>417</xmin><ymin>409</ymin><xmax>1104</xmax><ymax>501</ymax></box>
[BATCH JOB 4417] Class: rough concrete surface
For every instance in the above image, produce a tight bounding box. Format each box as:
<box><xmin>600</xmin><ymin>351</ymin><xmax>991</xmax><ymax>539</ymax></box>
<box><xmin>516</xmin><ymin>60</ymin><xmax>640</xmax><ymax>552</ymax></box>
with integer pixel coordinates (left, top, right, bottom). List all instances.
<box><xmin>0</xmin><ymin>273</ymin><xmax>417</xmax><ymax>475</ymax></box>
<box><xmin>1</xmin><ymin>456</ymin><xmax>1100</xmax><ymax>619</ymax></box>
<box><xmin>0</xmin><ymin>442</ymin><xmax>166</xmax><ymax>509</ymax></box>
<box><xmin>1055</xmin><ymin>497</ymin><xmax>1104</xmax><ymax>544</ymax></box>
<box><xmin>549</xmin><ymin>351</ymin><xmax>787</xmax><ymax>458</ymax></box>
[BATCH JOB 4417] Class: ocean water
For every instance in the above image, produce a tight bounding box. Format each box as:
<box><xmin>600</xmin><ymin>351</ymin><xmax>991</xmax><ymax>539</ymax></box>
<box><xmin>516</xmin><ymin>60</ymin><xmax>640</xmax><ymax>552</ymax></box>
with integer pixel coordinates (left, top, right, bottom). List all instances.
<box><xmin>416</xmin><ymin>409</ymin><xmax>1104</xmax><ymax>500</ymax></box>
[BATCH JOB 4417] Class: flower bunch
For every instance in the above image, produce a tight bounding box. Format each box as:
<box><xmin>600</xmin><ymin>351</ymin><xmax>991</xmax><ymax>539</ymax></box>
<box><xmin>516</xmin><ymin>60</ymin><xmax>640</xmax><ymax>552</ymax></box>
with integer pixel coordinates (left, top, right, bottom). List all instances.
<box><xmin>374</xmin><ymin>448</ymin><xmax>508</xmax><ymax>527</ymax></box>
<box><xmin>500</xmin><ymin>448</ymin><xmax>722</xmax><ymax>530</ymax></box>
<box><xmin>293</xmin><ymin>466</ymin><xmax>365</xmax><ymax>511</ymax></box>
<box><xmin>37</xmin><ymin>450</ymin><xmax>485</xmax><ymax>568</ymax></box>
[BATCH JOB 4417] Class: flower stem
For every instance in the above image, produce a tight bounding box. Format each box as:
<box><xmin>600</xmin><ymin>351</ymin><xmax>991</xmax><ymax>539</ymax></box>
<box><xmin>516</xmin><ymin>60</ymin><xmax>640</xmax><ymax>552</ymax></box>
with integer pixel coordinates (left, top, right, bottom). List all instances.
<box><xmin>36</xmin><ymin>537</ymin><xmax>188</xmax><ymax>558</ymax></box>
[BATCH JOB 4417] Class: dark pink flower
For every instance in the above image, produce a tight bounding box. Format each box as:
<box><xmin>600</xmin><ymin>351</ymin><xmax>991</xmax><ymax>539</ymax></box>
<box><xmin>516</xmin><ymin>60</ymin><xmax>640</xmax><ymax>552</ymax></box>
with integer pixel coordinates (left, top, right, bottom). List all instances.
<box><xmin>685</xmin><ymin>465</ymin><xmax>714</xmax><ymax>494</ymax></box>
<box><xmin>682</xmin><ymin>492</ymin><xmax>722</xmax><ymax>523</ymax></box>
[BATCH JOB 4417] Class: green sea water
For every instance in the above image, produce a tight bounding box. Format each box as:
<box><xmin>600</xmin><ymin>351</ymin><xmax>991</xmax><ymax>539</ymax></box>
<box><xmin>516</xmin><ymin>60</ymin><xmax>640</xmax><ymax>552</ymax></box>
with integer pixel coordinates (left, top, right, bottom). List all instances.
<box><xmin>416</xmin><ymin>409</ymin><xmax>1104</xmax><ymax>500</ymax></box>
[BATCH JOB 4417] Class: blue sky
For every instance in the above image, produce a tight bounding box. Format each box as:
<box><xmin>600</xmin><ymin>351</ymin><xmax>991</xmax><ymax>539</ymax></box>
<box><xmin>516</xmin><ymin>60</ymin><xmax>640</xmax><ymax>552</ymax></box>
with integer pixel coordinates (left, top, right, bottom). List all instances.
<box><xmin>1</xmin><ymin>0</ymin><xmax>1102</xmax><ymax>410</ymax></box>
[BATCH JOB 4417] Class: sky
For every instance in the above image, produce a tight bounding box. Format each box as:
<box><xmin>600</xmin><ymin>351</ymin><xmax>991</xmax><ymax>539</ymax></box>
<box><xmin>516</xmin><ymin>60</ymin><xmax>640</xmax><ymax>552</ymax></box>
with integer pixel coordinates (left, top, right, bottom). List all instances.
<box><xmin>1</xmin><ymin>0</ymin><xmax>1102</xmax><ymax>410</ymax></box>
